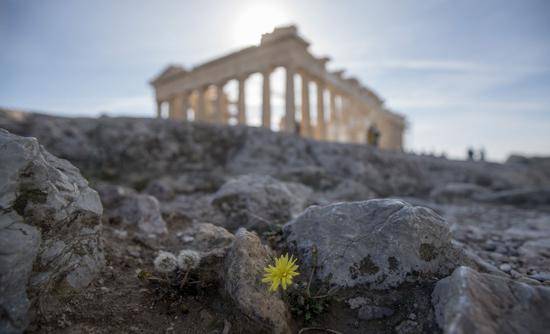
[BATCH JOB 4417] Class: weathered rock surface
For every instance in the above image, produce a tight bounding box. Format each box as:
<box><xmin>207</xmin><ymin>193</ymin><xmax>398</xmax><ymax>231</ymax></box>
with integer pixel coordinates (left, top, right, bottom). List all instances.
<box><xmin>179</xmin><ymin>222</ymin><xmax>235</xmax><ymax>252</ymax></box>
<box><xmin>476</xmin><ymin>187</ymin><xmax>550</xmax><ymax>208</ymax></box>
<box><xmin>1</xmin><ymin>109</ymin><xmax>550</xmax><ymax>333</ymax></box>
<box><xmin>322</xmin><ymin>179</ymin><xmax>377</xmax><ymax>202</ymax></box>
<box><xmin>211</xmin><ymin>175</ymin><xmax>312</xmax><ymax>233</ymax></box>
<box><xmin>429</xmin><ymin>182</ymin><xmax>490</xmax><ymax>203</ymax></box>
<box><xmin>178</xmin><ymin>222</ymin><xmax>236</xmax><ymax>283</ymax></box>
<box><xmin>144</xmin><ymin>171</ymin><xmax>226</xmax><ymax>201</ymax></box>
<box><xmin>432</xmin><ymin>266</ymin><xmax>550</xmax><ymax>334</ymax></box>
<box><xmin>284</xmin><ymin>199</ymin><xmax>462</xmax><ymax>289</ymax></box>
<box><xmin>97</xmin><ymin>183</ymin><xmax>167</xmax><ymax>236</ymax></box>
<box><xmin>0</xmin><ymin>129</ymin><xmax>104</xmax><ymax>333</ymax></box>
<box><xmin>3</xmin><ymin>110</ymin><xmax>549</xmax><ymax>198</ymax></box>
<box><xmin>161</xmin><ymin>193</ymin><xmax>226</xmax><ymax>227</ymax></box>
<box><xmin>0</xmin><ymin>223</ymin><xmax>40</xmax><ymax>334</ymax></box>
<box><xmin>224</xmin><ymin>228</ymin><xmax>291</xmax><ymax>333</ymax></box>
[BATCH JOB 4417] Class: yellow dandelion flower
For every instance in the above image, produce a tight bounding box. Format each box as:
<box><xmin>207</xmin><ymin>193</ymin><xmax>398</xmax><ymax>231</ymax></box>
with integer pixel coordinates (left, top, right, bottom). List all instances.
<box><xmin>262</xmin><ymin>253</ymin><xmax>300</xmax><ymax>292</ymax></box>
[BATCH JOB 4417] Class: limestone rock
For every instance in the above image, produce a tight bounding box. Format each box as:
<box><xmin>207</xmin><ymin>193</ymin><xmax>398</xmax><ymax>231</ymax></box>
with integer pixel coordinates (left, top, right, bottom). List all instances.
<box><xmin>429</xmin><ymin>182</ymin><xmax>490</xmax><ymax>203</ymax></box>
<box><xmin>180</xmin><ymin>222</ymin><xmax>235</xmax><ymax>252</ymax></box>
<box><xmin>477</xmin><ymin>187</ymin><xmax>550</xmax><ymax>208</ymax></box>
<box><xmin>395</xmin><ymin>320</ymin><xmax>420</xmax><ymax>334</ymax></box>
<box><xmin>0</xmin><ymin>223</ymin><xmax>40</xmax><ymax>334</ymax></box>
<box><xmin>432</xmin><ymin>266</ymin><xmax>550</xmax><ymax>334</ymax></box>
<box><xmin>162</xmin><ymin>194</ymin><xmax>225</xmax><ymax>228</ymax></box>
<box><xmin>174</xmin><ymin>222</ymin><xmax>235</xmax><ymax>284</ymax></box>
<box><xmin>211</xmin><ymin>175</ymin><xmax>312</xmax><ymax>233</ymax></box>
<box><xmin>144</xmin><ymin>171</ymin><xmax>226</xmax><ymax>201</ymax></box>
<box><xmin>283</xmin><ymin>199</ymin><xmax>461</xmax><ymax>289</ymax></box>
<box><xmin>98</xmin><ymin>184</ymin><xmax>167</xmax><ymax>236</ymax></box>
<box><xmin>223</xmin><ymin>228</ymin><xmax>291</xmax><ymax>333</ymax></box>
<box><xmin>323</xmin><ymin>179</ymin><xmax>377</xmax><ymax>202</ymax></box>
<box><xmin>357</xmin><ymin>305</ymin><xmax>394</xmax><ymax>320</ymax></box>
<box><xmin>3</xmin><ymin>111</ymin><xmax>549</xmax><ymax>199</ymax></box>
<box><xmin>0</xmin><ymin>129</ymin><xmax>104</xmax><ymax>333</ymax></box>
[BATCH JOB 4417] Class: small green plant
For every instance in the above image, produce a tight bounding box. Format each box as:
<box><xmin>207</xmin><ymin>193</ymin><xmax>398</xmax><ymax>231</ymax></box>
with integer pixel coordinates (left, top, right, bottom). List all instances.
<box><xmin>286</xmin><ymin>281</ymin><xmax>332</xmax><ymax>323</ymax></box>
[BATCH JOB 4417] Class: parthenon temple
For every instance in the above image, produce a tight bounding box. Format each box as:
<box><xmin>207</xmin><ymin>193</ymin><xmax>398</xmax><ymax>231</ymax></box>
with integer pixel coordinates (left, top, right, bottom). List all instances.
<box><xmin>150</xmin><ymin>25</ymin><xmax>406</xmax><ymax>150</ymax></box>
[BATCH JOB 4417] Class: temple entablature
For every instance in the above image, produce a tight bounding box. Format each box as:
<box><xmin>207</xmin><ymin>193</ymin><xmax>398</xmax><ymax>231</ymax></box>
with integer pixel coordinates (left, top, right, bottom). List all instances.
<box><xmin>150</xmin><ymin>25</ymin><xmax>406</xmax><ymax>150</ymax></box>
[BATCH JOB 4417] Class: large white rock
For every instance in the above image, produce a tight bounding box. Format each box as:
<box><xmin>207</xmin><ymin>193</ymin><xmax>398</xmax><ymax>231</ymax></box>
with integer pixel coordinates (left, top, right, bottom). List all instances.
<box><xmin>284</xmin><ymin>199</ymin><xmax>463</xmax><ymax>289</ymax></box>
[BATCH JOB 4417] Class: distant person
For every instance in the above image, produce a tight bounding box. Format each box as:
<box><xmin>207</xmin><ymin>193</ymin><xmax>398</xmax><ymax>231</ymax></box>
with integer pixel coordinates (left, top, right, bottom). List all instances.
<box><xmin>479</xmin><ymin>148</ymin><xmax>486</xmax><ymax>161</ymax></box>
<box><xmin>467</xmin><ymin>147</ymin><xmax>474</xmax><ymax>161</ymax></box>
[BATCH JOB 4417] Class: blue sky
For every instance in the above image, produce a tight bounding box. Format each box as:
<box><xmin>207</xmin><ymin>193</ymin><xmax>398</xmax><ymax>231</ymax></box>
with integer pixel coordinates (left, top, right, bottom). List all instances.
<box><xmin>1</xmin><ymin>0</ymin><xmax>549</xmax><ymax>160</ymax></box>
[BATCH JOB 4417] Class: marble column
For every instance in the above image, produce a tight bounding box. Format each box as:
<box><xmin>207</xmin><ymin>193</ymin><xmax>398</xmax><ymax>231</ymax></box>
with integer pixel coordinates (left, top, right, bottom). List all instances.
<box><xmin>156</xmin><ymin>100</ymin><xmax>162</xmax><ymax>118</ymax></box>
<box><xmin>180</xmin><ymin>92</ymin><xmax>189</xmax><ymax>121</ymax></box>
<box><xmin>215</xmin><ymin>82</ymin><xmax>226</xmax><ymax>124</ymax></box>
<box><xmin>284</xmin><ymin>66</ymin><xmax>296</xmax><ymax>133</ymax></box>
<box><xmin>300</xmin><ymin>73</ymin><xmax>311</xmax><ymax>137</ymax></box>
<box><xmin>168</xmin><ymin>96</ymin><xmax>177</xmax><ymax>119</ymax></box>
<box><xmin>169</xmin><ymin>93</ymin><xmax>188</xmax><ymax>121</ymax></box>
<box><xmin>237</xmin><ymin>75</ymin><xmax>247</xmax><ymax>124</ymax></box>
<box><xmin>262</xmin><ymin>69</ymin><xmax>272</xmax><ymax>129</ymax></box>
<box><xmin>221</xmin><ymin>94</ymin><xmax>229</xmax><ymax>124</ymax></box>
<box><xmin>316</xmin><ymin>80</ymin><xmax>326</xmax><ymax>140</ymax></box>
<box><xmin>329</xmin><ymin>90</ymin><xmax>337</xmax><ymax>141</ymax></box>
<box><xmin>340</xmin><ymin>96</ymin><xmax>350</xmax><ymax>142</ymax></box>
<box><xmin>197</xmin><ymin>86</ymin><xmax>206</xmax><ymax>122</ymax></box>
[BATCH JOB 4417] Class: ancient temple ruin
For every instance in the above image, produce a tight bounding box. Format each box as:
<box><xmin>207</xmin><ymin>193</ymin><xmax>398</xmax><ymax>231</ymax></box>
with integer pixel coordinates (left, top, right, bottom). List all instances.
<box><xmin>151</xmin><ymin>25</ymin><xmax>406</xmax><ymax>150</ymax></box>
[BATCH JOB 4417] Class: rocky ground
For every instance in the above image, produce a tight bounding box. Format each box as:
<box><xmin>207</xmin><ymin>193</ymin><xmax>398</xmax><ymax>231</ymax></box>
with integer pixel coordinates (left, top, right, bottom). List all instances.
<box><xmin>1</xmin><ymin>108</ymin><xmax>550</xmax><ymax>334</ymax></box>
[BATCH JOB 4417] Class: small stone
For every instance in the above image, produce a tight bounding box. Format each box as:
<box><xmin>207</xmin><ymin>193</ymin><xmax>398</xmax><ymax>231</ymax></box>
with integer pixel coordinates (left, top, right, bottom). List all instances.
<box><xmin>408</xmin><ymin>313</ymin><xmax>417</xmax><ymax>320</ymax></box>
<box><xmin>182</xmin><ymin>235</ymin><xmax>194</xmax><ymax>243</ymax></box>
<box><xmin>199</xmin><ymin>309</ymin><xmax>214</xmax><ymax>326</ymax></box>
<box><xmin>127</xmin><ymin>246</ymin><xmax>141</xmax><ymax>258</ymax></box>
<box><xmin>357</xmin><ymin>305</ymin><xmax>394</xmax><ymax>320</ymax></box>
<box><xmin>489</xmin><ymin>252</ymin><xmax>505</xmax><ymax>261</ymax></box>
<box><xmin>100</xmin><ymin>287</ymin><xmax>109</xmax><ymax>293</ymax></box>
<box><xmin>346</xmin><ymin>296</ymin><xmax>369</xmax><ymax>310</ymax></box>
<box><xmin>113</xmin><ymin>229</ymin><xmax>128</xmax><ymax>239</ymax></box>
<box><xmin>510</xmin><ymin>270</ymin><xmax>522</xmax><ymax>279</ymax></box>
<box><xmin>395</xmin><ymin>320</ymin><xmax>419</xmax><ymax>334</ymax></box>
<box><xmin>499</xmin><ymin>263</ymin><xmax>512</xmax><ymax>273</ymax></box>
<box><xmin>483</xmin><ymin>240</ymin><xmax>497</xmax><ymax>252</ymax></box>
<box><xmin>530</xmin><ymin>272</ymin><xmax>550</xmax><ymax>282</ymax></box>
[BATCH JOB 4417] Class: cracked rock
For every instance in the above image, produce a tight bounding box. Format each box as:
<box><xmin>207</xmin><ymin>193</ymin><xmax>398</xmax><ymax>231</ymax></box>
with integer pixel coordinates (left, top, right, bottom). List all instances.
<box><xmin>0</xmin><ymin>129</ymin><xmax>104</xmax><ymax>333</ymax></box>
<box><xmin>432</xmin><ymin>266</ymin><xmax>550</xmax><ymax>334</ymax></box>
<box><xmin>283</xmin><ymin>199</ymin><xmax>463</xmax><ymax>289</ymax></box>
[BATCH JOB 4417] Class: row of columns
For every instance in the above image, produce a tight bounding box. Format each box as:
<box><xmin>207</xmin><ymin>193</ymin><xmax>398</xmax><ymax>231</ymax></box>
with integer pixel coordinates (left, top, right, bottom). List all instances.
<box><xmin>157</xmin><ymin>67</ymin><xmax>367</xmax><ymax>142</ymax></box>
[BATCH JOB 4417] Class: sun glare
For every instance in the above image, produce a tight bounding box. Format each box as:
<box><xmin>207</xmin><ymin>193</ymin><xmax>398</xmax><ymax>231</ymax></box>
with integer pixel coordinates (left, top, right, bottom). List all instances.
<box><xmin>232</xmin><ymin>3</ymin><xmax>290</xmax><ymax>46</ymax></box>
